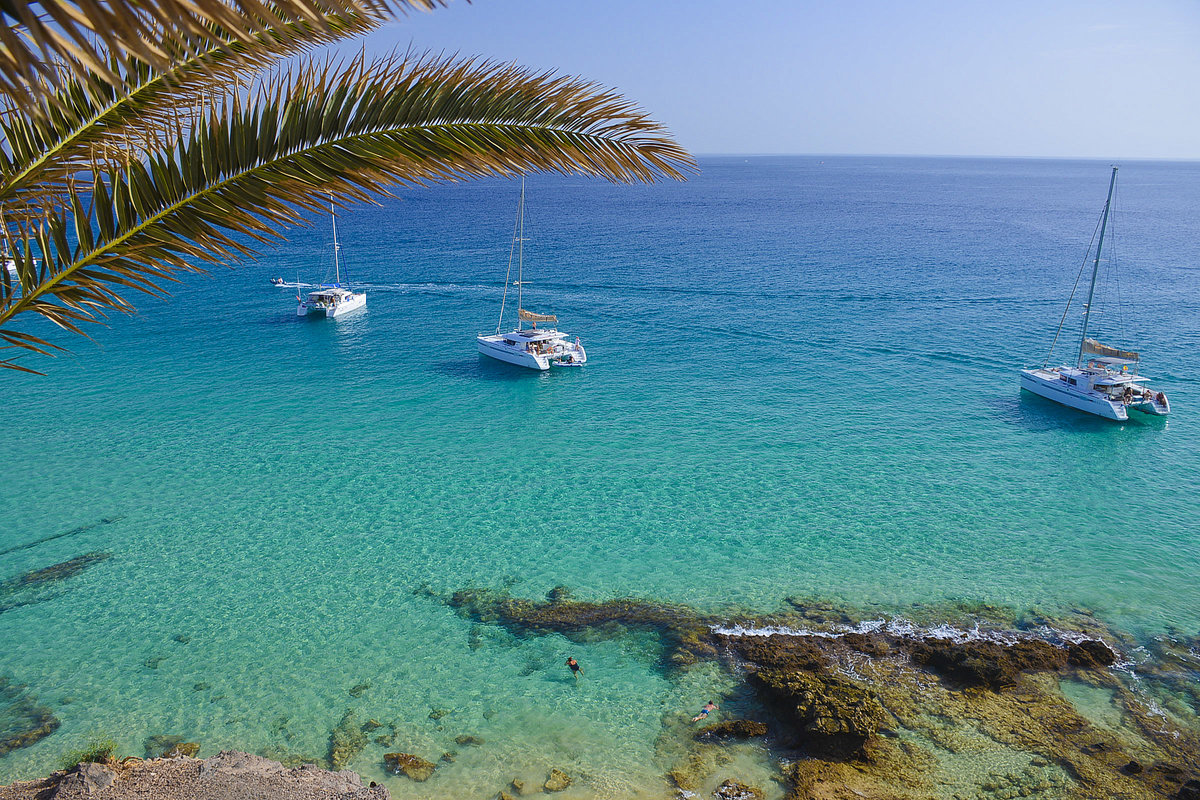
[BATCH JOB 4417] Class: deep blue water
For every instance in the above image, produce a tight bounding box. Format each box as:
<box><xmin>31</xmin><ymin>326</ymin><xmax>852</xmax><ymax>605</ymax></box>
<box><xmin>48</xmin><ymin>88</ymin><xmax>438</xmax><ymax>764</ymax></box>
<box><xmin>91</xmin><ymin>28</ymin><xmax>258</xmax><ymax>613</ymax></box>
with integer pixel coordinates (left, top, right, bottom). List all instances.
<box><xmin>0</xmin><ymin>156</ymin><xmax>1198</xmax><ymax>796</ymax></box>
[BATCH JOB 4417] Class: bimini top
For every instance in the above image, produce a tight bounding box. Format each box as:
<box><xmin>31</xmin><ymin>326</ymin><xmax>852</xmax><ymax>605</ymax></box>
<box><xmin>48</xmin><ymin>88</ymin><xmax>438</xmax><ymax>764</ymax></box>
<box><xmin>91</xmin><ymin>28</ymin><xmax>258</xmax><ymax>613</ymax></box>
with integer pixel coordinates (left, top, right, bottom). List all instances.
<box><xmin>1082</xmin><ymin>338</ymin><xmax>1139</xmax><ymax>362</ymax></box>
<box><xmin>519</xmin><ymin>308</ymin><xmax>557</xmax><ymax>323</ymax></box>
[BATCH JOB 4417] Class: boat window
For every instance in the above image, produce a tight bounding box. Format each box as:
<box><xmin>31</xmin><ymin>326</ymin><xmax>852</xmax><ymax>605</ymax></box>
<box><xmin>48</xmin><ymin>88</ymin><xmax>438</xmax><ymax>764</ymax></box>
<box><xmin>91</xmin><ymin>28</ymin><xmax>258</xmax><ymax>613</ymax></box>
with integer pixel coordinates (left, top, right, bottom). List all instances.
<box><xmin>1066</xmin><ymin>378</ymin><xmax>1076</xmax><ymax>386</ymax></box>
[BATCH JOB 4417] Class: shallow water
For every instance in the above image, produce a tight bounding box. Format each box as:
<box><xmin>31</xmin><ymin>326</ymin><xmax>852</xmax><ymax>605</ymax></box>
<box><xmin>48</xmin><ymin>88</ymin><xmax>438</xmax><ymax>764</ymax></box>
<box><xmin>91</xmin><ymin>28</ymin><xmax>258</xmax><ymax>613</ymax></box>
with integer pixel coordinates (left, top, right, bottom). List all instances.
<box><xmin>1</xmin><ymin>156</ymin><xmax>1198</xmax><ymax>796</ymax></box>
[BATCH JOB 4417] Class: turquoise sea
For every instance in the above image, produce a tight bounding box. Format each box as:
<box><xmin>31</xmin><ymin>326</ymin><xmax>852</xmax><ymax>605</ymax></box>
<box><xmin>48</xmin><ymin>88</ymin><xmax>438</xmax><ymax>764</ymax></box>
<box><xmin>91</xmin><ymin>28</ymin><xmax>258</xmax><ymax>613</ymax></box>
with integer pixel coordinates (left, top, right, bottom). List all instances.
<box><xmin>1</xmin><ymin>156</ymin><xmax>1198</xmax><ymax>797</ymax></box>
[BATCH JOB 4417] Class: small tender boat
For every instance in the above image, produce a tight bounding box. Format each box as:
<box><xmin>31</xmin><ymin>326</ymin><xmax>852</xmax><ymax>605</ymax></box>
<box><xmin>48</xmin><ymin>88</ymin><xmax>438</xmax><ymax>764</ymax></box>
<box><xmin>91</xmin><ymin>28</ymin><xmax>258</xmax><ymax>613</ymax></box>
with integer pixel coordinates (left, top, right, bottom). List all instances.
<box><xmin>477</xmin><ymin>180</ymin><xmax>586</xmax><ymax>370</ymax></box>
<box><xmin>1020</xmin><ymin>167</ymin><xmax>1169</xmax><ymax>420</ymax></box>
<box><xmin>297</xmin><ymin>196</ymin><xmax>365</xmax><ymax>319</ymax></box>
<box><xmin>270</xmin><ymin>277</ymin><xmax>285</xmax><ymax>286</ymax></box>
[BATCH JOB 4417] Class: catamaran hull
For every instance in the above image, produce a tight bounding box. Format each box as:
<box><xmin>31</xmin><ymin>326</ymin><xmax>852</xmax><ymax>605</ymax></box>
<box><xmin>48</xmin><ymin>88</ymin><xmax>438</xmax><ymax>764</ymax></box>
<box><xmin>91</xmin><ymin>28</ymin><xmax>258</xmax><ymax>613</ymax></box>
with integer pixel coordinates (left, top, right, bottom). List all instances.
<box><xmin>477</xmin><ymin>336</ymin><xmax>550</xmax><ymax>370</ymax></box>
<box><xmin>298</xmin><ymin>295</ymin><xmax>366</xmax><ymax>318</ymax></box>
<box><xmin>1020</xmin><ymin>369</ymin><xmax>1127</xmax><ymax>420</ymax></box>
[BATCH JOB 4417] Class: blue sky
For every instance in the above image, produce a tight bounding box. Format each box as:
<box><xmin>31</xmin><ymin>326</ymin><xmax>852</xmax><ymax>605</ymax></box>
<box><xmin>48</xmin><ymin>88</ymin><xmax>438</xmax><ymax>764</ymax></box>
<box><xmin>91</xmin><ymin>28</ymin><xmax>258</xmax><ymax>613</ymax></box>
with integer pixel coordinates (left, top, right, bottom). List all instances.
<box><xmin>353</xmin><ymin>1</ymin><xmax>1200</xmax><ymax>159</ymax></box>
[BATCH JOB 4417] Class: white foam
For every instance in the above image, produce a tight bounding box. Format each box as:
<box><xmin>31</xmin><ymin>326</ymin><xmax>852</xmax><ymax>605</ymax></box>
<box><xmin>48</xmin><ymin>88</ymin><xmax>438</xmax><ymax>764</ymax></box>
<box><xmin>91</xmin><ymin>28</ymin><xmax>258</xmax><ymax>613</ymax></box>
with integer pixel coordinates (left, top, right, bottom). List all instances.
<box><xmin>711</xmin><ymin>617</ymin><xmax>1108</xmax><ymax>651</ymax></box>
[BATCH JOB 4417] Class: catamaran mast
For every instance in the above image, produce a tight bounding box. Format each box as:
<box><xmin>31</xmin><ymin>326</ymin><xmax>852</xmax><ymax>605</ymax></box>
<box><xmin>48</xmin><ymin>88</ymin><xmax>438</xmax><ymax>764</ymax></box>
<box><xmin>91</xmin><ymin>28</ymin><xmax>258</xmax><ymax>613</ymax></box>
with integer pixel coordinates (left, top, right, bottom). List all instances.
<box><xmin>516</xmin><ymin>179</ymin><xmax>525</xmax><ymax>330</ymax></box>
<box><xmin>330</xmin><ymin>193</ymin><xmax>342</xmax><ymax>286</ymax></box>
<box><xmin>1076</xmin><ymin>166</ymin><xmax>1118</xmax><ymax>368</ymax></box>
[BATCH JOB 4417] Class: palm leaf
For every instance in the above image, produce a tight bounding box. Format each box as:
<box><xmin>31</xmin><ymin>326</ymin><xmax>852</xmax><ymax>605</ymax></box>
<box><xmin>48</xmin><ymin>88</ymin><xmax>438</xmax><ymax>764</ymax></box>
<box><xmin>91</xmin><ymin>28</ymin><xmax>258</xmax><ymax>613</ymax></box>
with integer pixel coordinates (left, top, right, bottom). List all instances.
<box><xmin>0</xmin><ymin>0</ymin><xmax>438</xmax><ymax>112</ymax></box>
<box><xmin>0</xmin><ymin>53</ymin><xmax>694</xmax><ymax>370</ymax></box>
<box><xmin>0</xmin><ymin>11</ymin><xmax>381</xmax><ymax>219</ymax></box>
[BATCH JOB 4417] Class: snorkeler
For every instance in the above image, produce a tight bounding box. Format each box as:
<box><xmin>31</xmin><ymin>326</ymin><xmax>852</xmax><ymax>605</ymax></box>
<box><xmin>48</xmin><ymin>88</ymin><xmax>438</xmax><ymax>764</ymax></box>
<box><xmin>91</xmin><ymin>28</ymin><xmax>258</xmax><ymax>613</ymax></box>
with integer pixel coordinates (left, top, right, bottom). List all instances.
<box><xmin>692</xmin><ymin>701</ymin><xmax>718</xmax><ymax>722</ymax></box>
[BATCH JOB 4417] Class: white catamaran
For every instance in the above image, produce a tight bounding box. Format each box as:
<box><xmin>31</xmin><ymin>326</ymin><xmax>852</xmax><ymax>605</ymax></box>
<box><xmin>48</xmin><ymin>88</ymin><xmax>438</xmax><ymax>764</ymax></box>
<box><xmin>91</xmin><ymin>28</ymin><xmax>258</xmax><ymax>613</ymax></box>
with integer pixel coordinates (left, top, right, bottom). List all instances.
<box><xmin>476</xmin><ymin>180</ymin><xmax>587</xmax><ymax>370</ymax></box>
<box><xmin>1020</xmin><ymin>167</ymin><xmax>1170</xmax><ymax>421</ymax></box>
<box><xmin>297</xmin><ymin>196</ymin><xmax>366</xmax><ymax>318</ymax></box>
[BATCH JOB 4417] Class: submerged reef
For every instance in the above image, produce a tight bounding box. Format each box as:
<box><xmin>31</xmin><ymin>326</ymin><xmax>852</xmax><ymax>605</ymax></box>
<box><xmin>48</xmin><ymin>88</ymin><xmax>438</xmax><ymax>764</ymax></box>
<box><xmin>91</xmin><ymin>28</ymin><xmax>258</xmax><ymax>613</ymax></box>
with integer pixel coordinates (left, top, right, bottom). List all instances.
<box><xmin>0</xmin><ymin>552</ymin><xmax>111</xmax><ymax>615</ymax></box>
<box><xmin>445</xmin><ymin>586</ymin><xmax>1200</xmax><ymax>799</ymax></box>
<box><xmin>0</xmin><ymin>678</ymin><xmax>59</xmax><ymax>758</ymax></box>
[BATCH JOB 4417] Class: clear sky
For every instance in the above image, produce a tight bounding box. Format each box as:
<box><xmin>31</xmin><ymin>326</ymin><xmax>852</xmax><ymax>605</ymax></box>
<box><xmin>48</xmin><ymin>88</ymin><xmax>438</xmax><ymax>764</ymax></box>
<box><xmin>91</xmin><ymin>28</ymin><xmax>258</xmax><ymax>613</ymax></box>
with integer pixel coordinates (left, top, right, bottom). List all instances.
<box><xmin>353</xmin><ymin>1</ymin><xmax>1200</xmax><ymax>160</ymax></box>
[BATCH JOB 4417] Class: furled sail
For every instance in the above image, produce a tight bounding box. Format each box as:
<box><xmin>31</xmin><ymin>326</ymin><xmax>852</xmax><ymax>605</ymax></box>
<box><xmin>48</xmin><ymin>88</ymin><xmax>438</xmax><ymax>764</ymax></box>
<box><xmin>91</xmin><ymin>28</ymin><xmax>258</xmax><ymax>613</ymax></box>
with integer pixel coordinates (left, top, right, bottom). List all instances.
<box><xmin>519</xmin><ymin>309</ymin><xmax>557</xmax><ymax>323</ymax></box>
<box><xmin>1083</xmin><ymin>338</ymin><xmax>1139</xmax><ymax>361</ymax></box>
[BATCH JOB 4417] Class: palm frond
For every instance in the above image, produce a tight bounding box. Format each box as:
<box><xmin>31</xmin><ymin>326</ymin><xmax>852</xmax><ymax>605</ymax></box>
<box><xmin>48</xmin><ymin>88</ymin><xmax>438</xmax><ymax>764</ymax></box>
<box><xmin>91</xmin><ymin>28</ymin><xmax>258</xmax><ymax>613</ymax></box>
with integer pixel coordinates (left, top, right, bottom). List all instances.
<box><xmin>0</xmin><ymin>12</ymin><xmax>381</xmax><ymax>219</ymax></box>
<box><xmin>0</xmin><ymin>53</ymin><xmax>694</xmax><ymax>369</ymax></box>
<box><xmin>0</xmin><ymin>0</ymin><xmax>439</xmax><ymax>111</ymax></box>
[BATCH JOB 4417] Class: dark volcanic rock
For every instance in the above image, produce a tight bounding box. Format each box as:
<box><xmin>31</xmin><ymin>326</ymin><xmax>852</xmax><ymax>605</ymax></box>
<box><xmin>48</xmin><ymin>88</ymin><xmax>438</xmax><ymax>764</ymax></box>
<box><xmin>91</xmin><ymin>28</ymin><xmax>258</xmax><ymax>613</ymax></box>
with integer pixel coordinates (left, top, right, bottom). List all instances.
<box><xmin>385</xmin><ymin>752</ymin><xmax>435</xmax><ymax>781</ymax></box>
<box><xmin>906</xmin><ymin>637</ymin><xmax>1068</xmax><ymax>689</ymax></box>
<box><xmin>695</xmin><ymin>720</ymin><xmax>769</xmax><ymax>741</ymax></box>
<box><xmin>1066</xmin><ymin>638</ymin><xmax>1118</xmax><ymax>668</ymax></box>
<box><xmin>750</xmin><ymin>667</ymin><xmax>885</xmax><ymax>754</ymax></box>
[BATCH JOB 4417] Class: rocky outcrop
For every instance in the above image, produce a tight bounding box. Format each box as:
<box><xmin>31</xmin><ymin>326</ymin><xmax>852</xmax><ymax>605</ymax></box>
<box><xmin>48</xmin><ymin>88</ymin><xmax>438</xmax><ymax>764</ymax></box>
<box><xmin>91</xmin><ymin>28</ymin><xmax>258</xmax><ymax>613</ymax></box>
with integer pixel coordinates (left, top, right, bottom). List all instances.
<box><xmin>447</xmin><ymin>587</ymin><xmax>717</xmax><ymax>666</ymax></box>
<box><xmin>695</xmin><ymin>720</ymin><xmax>769</xmax><ymax>741</ymax></box>
<box><xmin>906</xmin><ymin>637</ymin><xmax>1068</xmax><ymax>689</ymax></box>
<box><xmin>328</xmin><ymin>710</ymin><xmax>367</xmax><ymax>771</ymax></box>
<box><xmin>542</xmin><ymin>768</ymin><xmax>571</xmax><ymax>792</ymax></box>
<box><xmin>712</xmin><ymin>779</ymin><xmax>764</xmax><ymax>800</ymax></box>
<box><xmin>751</xmin><ymin>667</ymin><xmax>886</xmax><ymax>755</ymax></box>
<box><xmin>384</xmin><ymin>752</ymin><xmax>435</xmax><ymax>782</ymax></box>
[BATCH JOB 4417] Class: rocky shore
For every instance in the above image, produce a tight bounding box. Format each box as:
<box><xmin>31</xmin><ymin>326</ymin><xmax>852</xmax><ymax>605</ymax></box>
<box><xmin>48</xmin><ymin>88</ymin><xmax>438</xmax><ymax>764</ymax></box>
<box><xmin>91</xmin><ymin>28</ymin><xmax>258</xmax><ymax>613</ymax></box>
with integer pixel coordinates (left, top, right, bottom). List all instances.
<box><xmin>0</xmin><ymin>751</ymin><xmax>388</xmax><ymax>800</ymax></box>
<box><xmin>4</xmin><ymin>582</ymin><xmax>1200</xmax><ymax>799</ymax></box>
<box><xmin>447</xmin><ymin>586</ymin><xmax>1200</xmax><ymax>799</ymax></box>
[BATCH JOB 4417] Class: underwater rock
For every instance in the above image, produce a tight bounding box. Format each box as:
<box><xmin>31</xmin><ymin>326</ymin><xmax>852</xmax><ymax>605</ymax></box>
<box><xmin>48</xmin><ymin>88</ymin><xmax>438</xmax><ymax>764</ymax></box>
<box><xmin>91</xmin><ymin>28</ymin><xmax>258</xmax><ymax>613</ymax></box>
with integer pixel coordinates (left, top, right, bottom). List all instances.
<box><xmin>1179</xmin><ymin>779</ymin><xmax>1200</xmax><ymax>800</ymax></box>
<box><xmin>348</xmin><ymin>681</ymin><xmax>370</xmax><ymax>698</ymax></box>
<box><xmin>428</xmin><ymin>707</ymin><xmax>449</xmax><ymax>720</ymax></box>
<box><xmin>164</xmin><ymin>741</ymin><xmax>200</xmax><ymax>758</ymax></box>
<box><xmin>454</xmin><ymin>734</ymin><xmax>484</xmax><ymax>746</ymax></box>
<box><xmin>751</xmin><ymin>667</ymin><xmax>886</xmax><ymax>754</ymax></box>
<box><xmin>495</xmin><ymin>792</ymin><xmax>515</xmax><ymax>800</ymax></box>
<box><xmin>1</xmin><ymin>552</ymin><xmax>111</xmax><ymax>593</ymax></box>
<box><xmin>543</xmin><ymin>768</ymin><xmax>571</xmax><ymax>792</ymax></box>
<box><xmin>144</xmin><ymin>655</ymin><xmax>166</xmax><ymax>669</ymax></box>
<box><xmin>448</xmin><ymin>587</ymin><xmax>716</xmax><ymax>665</ymax></box>
<box><xmin>712</xmin><ymin>779</ymin><xmax>763</xmax><ymax>800</ymax></box>
<box><xmin>440</xmin><ymin>751</ymin><xmax>455</xmax><ymax>763</ymax></box>
<box><xmin>192</xmin><ymin>682</ymin><xmax>211</xmax><ymax>692</ymax></box>
<box><xmin>328</xmin><ymin>710</ymin><xmax>367</xmax><ymax>770</ymax></box>
<box><xmin>144</xmin><ymin>734</ymin><xmax>185</xmax><ymax>758</ymax></box>
<box><xmin>361</xmin><ymin>719</ymin><xmax>381</xmax><ymax>732</ymax></box>
<box><xmin>172</xmin><ymin>634</ymin><xmax>191</xmax><ymax>644</ymax></box>
<box><xmin>0</xmin><ymin>678</ymin><xmax>60</xmax><ymax>757</ymax></box>
<box><xmin>546</xmin><ymin>585</ymin><xmax>573</xmax><ymax>603</ymax></box>
<box><xmin>695</xmin><ymin>720</ymin><xmax>768</xmax><ymax>741</ymax></box>
<box><xmin>384</xmin><ymin>752</ymin><xmax>435</xmax><ymax>781</ymax></box>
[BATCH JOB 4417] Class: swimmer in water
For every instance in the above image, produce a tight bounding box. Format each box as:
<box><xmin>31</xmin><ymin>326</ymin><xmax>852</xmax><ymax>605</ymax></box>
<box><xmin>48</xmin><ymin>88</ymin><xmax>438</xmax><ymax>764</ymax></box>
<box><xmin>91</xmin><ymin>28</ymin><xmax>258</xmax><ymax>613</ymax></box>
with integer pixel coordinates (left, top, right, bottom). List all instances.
<box><xmin>692</xmin><ymin>701</ymin><xmax>718</xmax><ymax>722</ymax></box>
<box><xmin>565</xmin><ymin>657</ymin><xmax>583</xmax><ymax>680</ymax></box>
